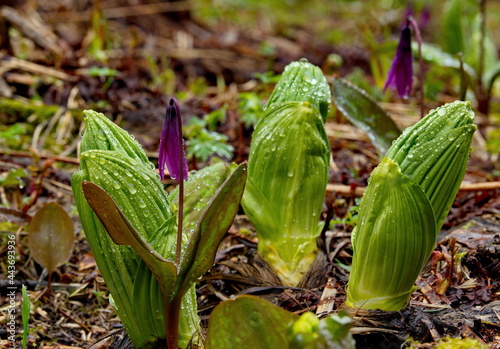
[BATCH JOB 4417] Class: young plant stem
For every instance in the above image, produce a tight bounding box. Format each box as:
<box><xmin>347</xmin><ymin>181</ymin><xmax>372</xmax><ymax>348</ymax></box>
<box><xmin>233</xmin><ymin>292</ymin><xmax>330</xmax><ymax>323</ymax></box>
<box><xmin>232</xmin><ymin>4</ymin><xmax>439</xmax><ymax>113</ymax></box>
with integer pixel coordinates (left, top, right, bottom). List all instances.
<box><xmin>175</xmin><ymin>113</ymin><xmax>184</xmax><ymax>266</ymax></box>
<box><xmin>408</xmin><ymin>16</ymin><xmax>424</xmax><ymax>119</ymax></box>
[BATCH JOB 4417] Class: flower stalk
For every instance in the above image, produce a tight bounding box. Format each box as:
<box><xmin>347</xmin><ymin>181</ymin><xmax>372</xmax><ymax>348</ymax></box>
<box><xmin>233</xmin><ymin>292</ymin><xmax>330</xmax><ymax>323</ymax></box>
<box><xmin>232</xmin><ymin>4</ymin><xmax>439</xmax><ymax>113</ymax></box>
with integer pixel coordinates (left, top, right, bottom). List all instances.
<box><xmin>408</xmin><ymin>16</ymin><xmax>424</xmax><ymax>118</ymax></box>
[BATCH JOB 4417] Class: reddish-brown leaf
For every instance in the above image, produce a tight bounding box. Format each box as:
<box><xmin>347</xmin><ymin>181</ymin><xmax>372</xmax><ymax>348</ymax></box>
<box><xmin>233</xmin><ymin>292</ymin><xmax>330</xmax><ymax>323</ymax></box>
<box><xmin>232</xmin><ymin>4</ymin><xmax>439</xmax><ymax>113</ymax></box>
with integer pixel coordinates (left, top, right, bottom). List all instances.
<box><xmin>27</xmin><ymin>202</ymin><xmax>74</xmax><ymax>273</ymax></box>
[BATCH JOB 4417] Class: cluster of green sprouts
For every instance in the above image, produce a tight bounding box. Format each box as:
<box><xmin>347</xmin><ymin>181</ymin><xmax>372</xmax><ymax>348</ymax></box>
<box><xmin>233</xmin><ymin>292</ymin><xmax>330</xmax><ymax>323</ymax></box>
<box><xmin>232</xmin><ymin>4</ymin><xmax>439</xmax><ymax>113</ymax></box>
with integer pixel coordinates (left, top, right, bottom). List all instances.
<box><xmin>72</xmin><ymin>57</ymin><xmax>476</xmax><ymax>347</ymax></box>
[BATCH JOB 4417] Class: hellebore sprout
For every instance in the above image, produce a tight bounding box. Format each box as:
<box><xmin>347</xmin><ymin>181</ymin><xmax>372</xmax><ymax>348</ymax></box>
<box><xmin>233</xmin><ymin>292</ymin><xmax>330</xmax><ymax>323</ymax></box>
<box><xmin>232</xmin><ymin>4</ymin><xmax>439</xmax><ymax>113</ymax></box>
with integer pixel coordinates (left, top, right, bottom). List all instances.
<box><xmin>346</xmin><ymin>101</ymin><xmax>476</xmax><ymax>311</ymax></box>
<box><xmin>72</xmin><ymin>110</ymin><xmax>198</xmax><ymax>347</ymax></box>
<box><xmin>72</xmin><ymin>109</ymin><xmax>247</xmax><ymax>348</ymax></box>
<box><xmin>242</xmin><ymin>60</ymin><xmax>331</xmax><ymax>285</ymax></box>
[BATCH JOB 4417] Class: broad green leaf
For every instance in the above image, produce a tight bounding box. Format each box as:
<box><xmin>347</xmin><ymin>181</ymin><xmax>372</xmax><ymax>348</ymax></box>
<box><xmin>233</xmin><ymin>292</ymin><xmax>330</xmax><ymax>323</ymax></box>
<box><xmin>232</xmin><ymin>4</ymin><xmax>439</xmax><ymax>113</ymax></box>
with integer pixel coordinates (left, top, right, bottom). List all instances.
<box><xmin>346</xmin><ymin>158</ymin><xmax>436</xmax><ymax>311</ymax></box>
<box><xmin>81</xmin><ymin>181</ymin><xmax>177</xmax><ymax>298</ymax></box>
<box><xmin>176</xmin><ymin>163</ymin><xmax>247</xmax><ymax>295</ymax></box>
<box><xmin>332</xmin><ymin>77</ymin><xmax>400</xmax><ymax>155</ymax></box>
<box><xmin>266</xmin><ymin>60</ymin><xmax>331</xmax><ymax>122</ymax></box>
<box><xmin>206</xmin><ymin>295</ymin><xmax>298</xmax><ymax>349</ymax></box>
<box><xmin>27</xmin><ymin>202</ymin><xmax>74</xmax><ymax>273</ymax></box>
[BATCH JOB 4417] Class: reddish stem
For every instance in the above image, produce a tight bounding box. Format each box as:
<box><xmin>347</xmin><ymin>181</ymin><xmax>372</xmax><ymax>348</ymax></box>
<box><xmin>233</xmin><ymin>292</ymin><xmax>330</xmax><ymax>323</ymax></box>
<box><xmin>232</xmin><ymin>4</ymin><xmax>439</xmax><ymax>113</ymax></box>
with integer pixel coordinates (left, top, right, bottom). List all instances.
<box><xmin>408</xmin><ymin>16</ymin><xmax>424</xmax><ymax>119</ymax></box>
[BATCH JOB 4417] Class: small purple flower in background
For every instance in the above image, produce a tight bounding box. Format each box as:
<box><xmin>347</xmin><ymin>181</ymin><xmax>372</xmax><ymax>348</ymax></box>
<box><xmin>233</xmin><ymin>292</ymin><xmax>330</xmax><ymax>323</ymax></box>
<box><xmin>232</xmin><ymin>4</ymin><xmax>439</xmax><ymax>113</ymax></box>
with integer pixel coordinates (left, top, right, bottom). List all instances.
<box><xmin>383</xmin><ymin>20</ymin><xmax>413</xmax><ymax>99</ymax></box>
<box><xmin>158</xmin><ymin>97</ymin><xmax>188</xmax><ymax>181</ymax></box>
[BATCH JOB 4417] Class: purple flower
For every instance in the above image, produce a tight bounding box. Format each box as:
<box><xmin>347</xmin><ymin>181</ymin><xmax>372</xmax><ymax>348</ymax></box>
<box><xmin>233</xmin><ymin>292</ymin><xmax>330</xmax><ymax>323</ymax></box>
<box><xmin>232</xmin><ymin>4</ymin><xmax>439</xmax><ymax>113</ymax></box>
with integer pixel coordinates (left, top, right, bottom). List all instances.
<box><xmin>158</xmin><ymin>98</ymin><xmax>188</xmax><ymax>181</ymax></box>
<box><xmin>383</xmin><ymin>21</ymin><xmax>413</xmax><ymax>99</ymax></box>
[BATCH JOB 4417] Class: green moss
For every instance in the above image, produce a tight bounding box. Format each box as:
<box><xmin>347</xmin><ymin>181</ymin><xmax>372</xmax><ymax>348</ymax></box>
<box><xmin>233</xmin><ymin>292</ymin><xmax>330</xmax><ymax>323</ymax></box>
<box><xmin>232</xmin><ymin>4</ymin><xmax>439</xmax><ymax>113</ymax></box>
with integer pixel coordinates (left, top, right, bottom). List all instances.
<box><xmin>433</xmin><ymin>337</ymin><xmax>489</xmax><ymax>349</ymax></box>
<box><xmin>0</xmin><ymin>98</ymin><xmax>82</xmax><ymax>124</ymax></box>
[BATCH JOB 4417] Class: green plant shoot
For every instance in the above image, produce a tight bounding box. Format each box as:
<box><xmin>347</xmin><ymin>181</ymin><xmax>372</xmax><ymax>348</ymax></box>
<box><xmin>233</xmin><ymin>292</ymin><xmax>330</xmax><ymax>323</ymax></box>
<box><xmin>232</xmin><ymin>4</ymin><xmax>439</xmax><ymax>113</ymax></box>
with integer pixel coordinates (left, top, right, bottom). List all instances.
<box><xmin>242</xmin><ymin>60</ymin><xmax>331</xmax><ymax>285</ymax></box>
<box><xmin>72</xmin><ymin>110</ymin><xmax>247</xmax><ymax>348</ymax></box>
<box><xmin>21</xmin><ymin>285</ymin><xmax>30</xmax><ymax>349</ymax></box>
<box><xmin>346</xmin><ymin>101</ymin><xmax>476</xmax><ymax>311</ymax></box>
<box><xmin>72</xmin><ymin>110</ymin><xmax>196</xmax><ymax>348</ymax></box>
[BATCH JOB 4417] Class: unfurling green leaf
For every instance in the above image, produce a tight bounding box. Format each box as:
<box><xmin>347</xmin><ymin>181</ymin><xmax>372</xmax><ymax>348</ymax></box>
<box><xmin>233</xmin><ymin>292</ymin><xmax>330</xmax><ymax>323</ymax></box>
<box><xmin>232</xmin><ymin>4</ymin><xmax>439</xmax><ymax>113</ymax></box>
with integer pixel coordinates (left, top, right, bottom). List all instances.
<box><xmin>266</xmin><ymin>60</ymin><xmax>331</xmax><ymax>121</ymax></box>
<box><xmin>347</xmin><ymin>101</ymin><xmax>476</xmax><ymax>311</ymax></box>
<box><xmin>242</xmin><ymin>101</ymin><xmax>330</xmax><ymax>285</ymax></box>
<box><xmin>332</xmin><ymin>77</ymin><xmax>401</xmax><ymax>155</ymax></box>
<box><xmin>80</xmin><ymin>110</ymin><xmax>150</xmax><ymax>165</ymax></box>
<box><xmin>176</xmin><ymin>163</ymin><xmax>247</xmax><ymax>296</ymax></box>
<box><xmin>27</xmin><ymin>202</ymin><xmax>74</xmax><ymax>273</ymax></box>
<box><xmin>170</xmin><ymin>162</ymin><xmax>238</xmax><ymax>235</ymax></box>
<box><xmin>385</xmin><ymin>101</ymin><xmax>476</xmax><ymax>230</ymax></box>
<box><xmin>346</xmin><ymin>158</ymin><xmax>436</xmax><ymax>310</ymax></box>
<box><xmin>206</xmin><ymin>295</ymin><xmax>298</xmax><ymax>349</ymax></box>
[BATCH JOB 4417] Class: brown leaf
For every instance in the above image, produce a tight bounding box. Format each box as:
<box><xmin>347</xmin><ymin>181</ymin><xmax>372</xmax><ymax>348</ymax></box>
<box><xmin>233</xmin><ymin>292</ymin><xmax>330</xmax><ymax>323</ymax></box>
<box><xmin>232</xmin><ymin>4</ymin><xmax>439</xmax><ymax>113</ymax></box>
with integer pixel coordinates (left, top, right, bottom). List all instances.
<box><xmin>27</xmin><ymin>202</ymin><xmax>74</xmax><ymax>273</ymax></box>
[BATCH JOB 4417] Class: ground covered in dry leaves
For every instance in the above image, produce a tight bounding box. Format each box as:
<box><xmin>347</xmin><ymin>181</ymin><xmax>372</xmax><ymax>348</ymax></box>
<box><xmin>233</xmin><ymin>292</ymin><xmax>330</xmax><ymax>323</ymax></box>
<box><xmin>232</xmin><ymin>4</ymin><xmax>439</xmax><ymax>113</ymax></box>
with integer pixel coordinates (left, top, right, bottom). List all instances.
<box><xmin>0</xmin><ymin>1</ymin><xmax>499</xmax><ymax>348</ymax></box>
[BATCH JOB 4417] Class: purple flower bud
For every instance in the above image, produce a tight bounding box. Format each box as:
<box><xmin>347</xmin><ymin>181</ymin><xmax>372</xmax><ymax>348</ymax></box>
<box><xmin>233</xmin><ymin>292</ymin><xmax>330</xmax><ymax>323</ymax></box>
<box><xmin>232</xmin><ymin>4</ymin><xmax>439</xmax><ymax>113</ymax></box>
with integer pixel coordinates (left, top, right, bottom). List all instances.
<box><xmin>158</xmin><ymin>98</ymin><xmax>188</xmax><ymax>181</ymax></box>
<box><xmin>383</xmin><ymin>22</ymin><xmax>413</xmax><ymax>99</ymax></box>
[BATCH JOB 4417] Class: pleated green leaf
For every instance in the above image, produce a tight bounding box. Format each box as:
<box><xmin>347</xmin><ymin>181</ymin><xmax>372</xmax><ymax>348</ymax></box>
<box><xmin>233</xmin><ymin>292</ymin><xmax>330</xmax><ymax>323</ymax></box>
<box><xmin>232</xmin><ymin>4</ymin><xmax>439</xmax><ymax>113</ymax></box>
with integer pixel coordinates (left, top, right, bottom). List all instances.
<box><xmin>386</xmin><ymin>101</ymin><xmax>476</xmax><ymax>230</ymax></box>
<box><xmin>346</xmin><ymin>158</ymin><xmax>436</xmax><ymax>311</ymax></box>
<box><xmin>242</xmin><ymin>101</ymin><xmax>329</xmax><ymax>285</ymax></box>
<box><xmin>80</xmin><ymin>110</ymin><xmax>150</xmax><ymax>165</ymax></box>
<box><xmin>266</xmin><ymin>60</ymin><xmax>331</xmax><ymax>121</ymax></box>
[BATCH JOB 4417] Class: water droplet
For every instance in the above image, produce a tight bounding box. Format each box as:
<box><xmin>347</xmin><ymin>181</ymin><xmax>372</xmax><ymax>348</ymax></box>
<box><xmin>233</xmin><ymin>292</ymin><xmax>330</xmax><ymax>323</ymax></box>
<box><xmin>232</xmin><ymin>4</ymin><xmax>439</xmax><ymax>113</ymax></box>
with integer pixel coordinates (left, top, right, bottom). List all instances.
<box><xmin>97</xmin><ymin>128</ymin><xmax>107</xmax><ymax>140</ymax></box>
<box><xmin>127</xmin><ymin>183</ymin><xmax>137</xmax><ymax>194</ymax></box>
<box><xmin>287</xmin><ymin>170</ymin><xmax>294</xmax><ymax>177</ymax></box>
<box><xmin>437</xmin><ymin>108</ymin><xmax>447</xmax><ymax>116</ymax></box>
